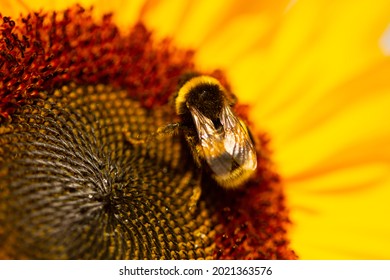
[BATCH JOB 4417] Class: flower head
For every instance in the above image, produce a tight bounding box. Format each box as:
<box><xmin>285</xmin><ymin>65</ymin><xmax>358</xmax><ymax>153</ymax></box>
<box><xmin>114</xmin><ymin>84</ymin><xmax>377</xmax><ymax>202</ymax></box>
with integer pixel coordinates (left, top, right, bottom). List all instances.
<box><xmin>0</xmin><ymin>4</ymin><xmax>296</xmax><ymax>259</ymax></box>
<box><xmin>2</xmin><ymin>0</ymin><xmax>390</xmax><ymax>260</ymax></box>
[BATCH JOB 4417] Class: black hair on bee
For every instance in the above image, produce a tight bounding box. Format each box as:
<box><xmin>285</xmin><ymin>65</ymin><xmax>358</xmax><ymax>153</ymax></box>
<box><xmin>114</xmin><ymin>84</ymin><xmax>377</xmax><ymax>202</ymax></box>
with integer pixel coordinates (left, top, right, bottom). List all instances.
<box><xmin>174</xmin><ymin>75</ymin><xmax>257</xmax><ymax>188</ymax></box>
<box><xmin>125</xmin><ymin>75</ymin><xmax>257</xmax><ymax>189</ymax></box>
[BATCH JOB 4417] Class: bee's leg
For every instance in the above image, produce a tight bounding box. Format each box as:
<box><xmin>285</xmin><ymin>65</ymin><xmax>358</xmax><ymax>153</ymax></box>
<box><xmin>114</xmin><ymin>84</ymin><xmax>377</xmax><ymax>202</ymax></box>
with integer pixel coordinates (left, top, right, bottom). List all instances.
<box><xmin>122</xmin><ymin>128</ymin><xmax>144</xmax><ymax>144</ymax></box>
<box><xmin>183</xmin><ymin>133</ymin><xmax>203</xmax><ymax>167</ymax></box>
<box><xmin>122</xmin><ymin>125</ymin><xmax>146</xmax><ymax>145</ymax></box>
<box><xmin>123</xmin><ymin>123</ymin><xmax>180</xmax><ymax>145</ymax></box>
<box><xmin>155</xmin><ymin>123</ymin><xmax>180</xmax><ymax>139</ymax></box>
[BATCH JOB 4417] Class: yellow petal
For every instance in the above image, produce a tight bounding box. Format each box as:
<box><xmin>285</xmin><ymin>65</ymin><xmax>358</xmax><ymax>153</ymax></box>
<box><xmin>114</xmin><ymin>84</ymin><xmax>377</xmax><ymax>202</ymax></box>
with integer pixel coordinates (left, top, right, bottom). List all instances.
<box><xmin>140</xmin><ymin>0</ymin><xmax>189</xmax><ymax>39</ymax></box>
<box><xmin>229</xmin><ymin>0</ymin><xmax>390</xmax><ymax>108</ymax></box>
<box><xmin>273</xmin><ymin>85</ymin><xmax>390</xmax><ymax>179</ymax></box>
<box><xmin>287</xmin><ymin>171</ymin><xmax>390</xmax><ymax>259</ymax></box>
<box><xmin>1</xmin><ymin>0</ymin><xmax>146</xmax><ymax>29</ymax></box>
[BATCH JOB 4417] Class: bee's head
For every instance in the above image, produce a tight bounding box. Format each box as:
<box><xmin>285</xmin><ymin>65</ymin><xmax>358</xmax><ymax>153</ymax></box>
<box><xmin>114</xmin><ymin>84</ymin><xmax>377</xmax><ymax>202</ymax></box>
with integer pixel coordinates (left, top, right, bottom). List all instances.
<box><xmin>175</xmin><ymin>75</ymin><xmax>226</xmax><ymax>120</ymax></box>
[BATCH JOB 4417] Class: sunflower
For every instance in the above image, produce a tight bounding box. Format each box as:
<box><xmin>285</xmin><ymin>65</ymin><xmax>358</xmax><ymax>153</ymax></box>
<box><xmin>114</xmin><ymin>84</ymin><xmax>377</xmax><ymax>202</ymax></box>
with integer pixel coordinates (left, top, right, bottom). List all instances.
<box><xmin>1</xmin><ymin>0</ymin><xmax>390</xmax><ymax>260</ymax></box>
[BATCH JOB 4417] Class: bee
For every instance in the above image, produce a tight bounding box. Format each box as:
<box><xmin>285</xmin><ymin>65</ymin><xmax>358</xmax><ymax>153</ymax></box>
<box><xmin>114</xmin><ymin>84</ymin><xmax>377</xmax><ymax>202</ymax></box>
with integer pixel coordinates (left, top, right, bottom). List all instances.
<box><xmin>126</xmin><ymin>75</ymin><xmax>257</xmax><ymax>189</ymax></box>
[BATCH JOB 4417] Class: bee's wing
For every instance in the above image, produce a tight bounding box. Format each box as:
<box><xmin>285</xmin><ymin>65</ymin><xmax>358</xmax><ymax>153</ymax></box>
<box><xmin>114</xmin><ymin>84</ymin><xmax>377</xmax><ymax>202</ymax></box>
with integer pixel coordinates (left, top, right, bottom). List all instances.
<box><xmin>188</xmin><ymin>105</ymin><xmax>257</xmax><ymax>176</ymax></box>
<box><xmin>188</xmin><ymin>106</ymin><xmax>232</xmax><ymax>175</ymax></box>
<box><xmin>220</xmin><ymin>105</ymin><xmax>257</xmax><ymax>171</ymax></box>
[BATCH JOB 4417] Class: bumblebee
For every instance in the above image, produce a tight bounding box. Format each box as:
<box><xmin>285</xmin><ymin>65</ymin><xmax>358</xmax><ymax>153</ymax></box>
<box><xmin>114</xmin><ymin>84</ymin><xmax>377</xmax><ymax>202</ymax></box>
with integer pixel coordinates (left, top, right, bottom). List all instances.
<box><xmin>126</xmin><ymin>75</ymin><xmax>257</xmax><ymax>189</ymax></box>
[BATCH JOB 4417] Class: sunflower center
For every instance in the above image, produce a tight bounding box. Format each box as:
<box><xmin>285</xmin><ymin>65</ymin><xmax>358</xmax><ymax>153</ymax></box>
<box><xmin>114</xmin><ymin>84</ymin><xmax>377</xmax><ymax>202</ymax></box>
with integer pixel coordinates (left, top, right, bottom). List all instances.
<box><xmin>0</xmin><ymin>5</ymin><xmax>297</xmax><ymax>260</ymax></box>
<box><xmin>0</xmin><ymin>83</ymin><xmax>216</xmax><ymax>259</ymax></box>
